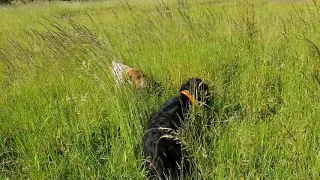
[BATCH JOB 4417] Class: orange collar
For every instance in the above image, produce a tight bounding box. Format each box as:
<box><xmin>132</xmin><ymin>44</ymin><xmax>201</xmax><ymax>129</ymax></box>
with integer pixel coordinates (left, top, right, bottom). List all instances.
<box><xmin>180</xmin><ymin>90</ymin><xmax>195</xmax><ymax>105</ymax></box>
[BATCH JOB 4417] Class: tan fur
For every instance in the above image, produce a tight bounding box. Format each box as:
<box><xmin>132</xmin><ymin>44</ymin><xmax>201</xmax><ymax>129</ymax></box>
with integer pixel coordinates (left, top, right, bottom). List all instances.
<box><xmin>123</xmin><ymin>67</ymin><xmax>147</xmax><ymax>89</ymax></box>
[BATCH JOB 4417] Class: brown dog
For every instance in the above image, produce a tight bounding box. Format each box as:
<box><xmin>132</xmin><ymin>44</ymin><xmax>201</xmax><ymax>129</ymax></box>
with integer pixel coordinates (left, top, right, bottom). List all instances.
<box><xmin>111</xmin><ymin>61</ymin><xmax>147</xmax><ymax>89</ymax></box>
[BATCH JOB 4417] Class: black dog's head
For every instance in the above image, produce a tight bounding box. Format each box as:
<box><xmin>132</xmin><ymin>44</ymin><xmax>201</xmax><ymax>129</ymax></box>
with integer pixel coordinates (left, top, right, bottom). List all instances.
<box><xmin>179</xmin><ymin>78</ymin><xmax>210</xmax><ymax>107</ymax></box>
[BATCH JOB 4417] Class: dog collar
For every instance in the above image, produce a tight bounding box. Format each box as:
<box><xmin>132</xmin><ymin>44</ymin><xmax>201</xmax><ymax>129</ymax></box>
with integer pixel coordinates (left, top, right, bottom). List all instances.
<box><xmin>180</xmin><ymin>90</ymin><xmax>195</xmax><ymax>105</ymax></box>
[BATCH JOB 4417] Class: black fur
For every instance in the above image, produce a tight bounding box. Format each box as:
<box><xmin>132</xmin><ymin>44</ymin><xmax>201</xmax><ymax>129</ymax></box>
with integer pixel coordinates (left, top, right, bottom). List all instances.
<box><xmin>143</xmin><ymin>78</ymin><xmax>209</xmax><ymax>179</ymax></box>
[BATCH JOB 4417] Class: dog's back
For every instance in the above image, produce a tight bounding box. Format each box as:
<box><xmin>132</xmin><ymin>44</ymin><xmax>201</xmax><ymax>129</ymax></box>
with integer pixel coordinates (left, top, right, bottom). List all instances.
<box><xmin>145</xmin><ymin>134</ymin><xmax>182</xmax><ymax>179</ymax></box>
<box><xmin>111</xmin><ymin>61</ymin><xmax>130</xmax><ymax>85</ymax></box>
<box><xmin>143</xmin><ymin>78</ymin><xmax>210</xmax><ymax>179</ymax></box>
<box><xmin>143</xmin><ymin>96</ymin><xmax>187</xmax><ymax>179</ymax></box>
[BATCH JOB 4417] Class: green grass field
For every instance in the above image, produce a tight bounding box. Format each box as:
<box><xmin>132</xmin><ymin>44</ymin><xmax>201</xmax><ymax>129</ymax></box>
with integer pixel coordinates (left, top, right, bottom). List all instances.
<box><xmin>1</xmin><ymin>0</ymin><xmax>320</xmax><ymax>179</ymax></box>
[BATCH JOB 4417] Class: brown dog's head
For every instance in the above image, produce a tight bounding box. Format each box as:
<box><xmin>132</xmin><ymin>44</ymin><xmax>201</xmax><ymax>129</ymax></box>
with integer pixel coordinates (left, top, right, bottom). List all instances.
<box><xmin>123</xmin><ymin>68</ymin><xmax>147</xmax><ymax>89</ymax></box>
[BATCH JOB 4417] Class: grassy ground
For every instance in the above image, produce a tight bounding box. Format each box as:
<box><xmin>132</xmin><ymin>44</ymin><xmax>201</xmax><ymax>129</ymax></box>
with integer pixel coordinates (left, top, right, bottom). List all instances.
<box><xmin>1</xmin><ymin>0</ymin><xmax>320</xmax><ymax>179</ymax></box>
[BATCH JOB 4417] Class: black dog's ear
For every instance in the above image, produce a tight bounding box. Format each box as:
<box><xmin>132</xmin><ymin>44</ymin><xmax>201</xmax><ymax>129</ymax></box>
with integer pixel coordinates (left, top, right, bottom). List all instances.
<box><xmin>179</xmin><ymin>79</ymin><xmax>192</xmax><ymax>92</ymax></box>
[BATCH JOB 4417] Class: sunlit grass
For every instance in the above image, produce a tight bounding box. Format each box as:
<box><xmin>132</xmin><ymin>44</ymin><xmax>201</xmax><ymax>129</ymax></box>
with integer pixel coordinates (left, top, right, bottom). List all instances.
<box><xmin>1</xmin><ymin>0</ymin><xmax>320</xmax><ymax>179</ymax></box>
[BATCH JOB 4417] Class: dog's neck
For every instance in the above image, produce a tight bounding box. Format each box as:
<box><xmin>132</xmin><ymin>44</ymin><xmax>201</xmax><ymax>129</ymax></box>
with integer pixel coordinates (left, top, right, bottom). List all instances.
<box><xmin>122</xmin><ymin>67</ymin><xmax>132</xmax><ymax>83</ymax></box>
<box><xmin>179</xmin><ymin>90</ymin><xmax>196</xmax><ymax>110</ymax></box>
<box><xmin>180</xmin><ymin>90</ymin><xmax>195</xmax><ymax>105</ymax></box>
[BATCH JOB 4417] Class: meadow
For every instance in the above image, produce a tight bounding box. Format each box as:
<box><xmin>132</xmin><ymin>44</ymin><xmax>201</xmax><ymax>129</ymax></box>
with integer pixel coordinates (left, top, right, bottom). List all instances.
<box><xmin>1</xmin><ymin>0</ymin><xmax>320</xmax><ymax>179</ymax></box>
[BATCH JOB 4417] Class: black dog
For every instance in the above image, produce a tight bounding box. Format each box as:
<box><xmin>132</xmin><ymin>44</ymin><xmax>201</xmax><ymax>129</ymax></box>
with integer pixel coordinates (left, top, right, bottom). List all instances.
<box><xmin>143</xmin><ymin>78</ymin><xmax>210</xmax><ymax>179</ymax></box>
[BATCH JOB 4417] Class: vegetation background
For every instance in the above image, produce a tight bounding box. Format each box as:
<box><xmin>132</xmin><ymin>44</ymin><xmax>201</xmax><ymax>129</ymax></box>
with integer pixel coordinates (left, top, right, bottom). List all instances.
<box><xmin>1</xmin><ymin>0</ymin><xmax>320</xmax><ymax>179</ymax></box>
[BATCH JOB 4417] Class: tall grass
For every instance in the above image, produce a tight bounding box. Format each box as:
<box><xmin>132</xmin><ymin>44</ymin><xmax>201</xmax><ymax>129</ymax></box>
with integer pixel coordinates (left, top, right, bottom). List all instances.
<box><xmin>1</xmin><ymin>0</ymin><xmax>320</xmax><ymax>179</ymax></box>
